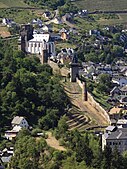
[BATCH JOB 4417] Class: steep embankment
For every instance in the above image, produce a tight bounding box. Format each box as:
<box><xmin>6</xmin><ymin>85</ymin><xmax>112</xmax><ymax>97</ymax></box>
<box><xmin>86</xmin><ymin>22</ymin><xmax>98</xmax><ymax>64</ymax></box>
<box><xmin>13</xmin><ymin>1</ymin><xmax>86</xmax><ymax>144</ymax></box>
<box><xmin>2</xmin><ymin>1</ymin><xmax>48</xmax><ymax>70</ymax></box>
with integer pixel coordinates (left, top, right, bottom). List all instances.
<box><xmin>49</xmin><ymin>61</ymin><xmax>109</xmax><ymax>130</ymax></box>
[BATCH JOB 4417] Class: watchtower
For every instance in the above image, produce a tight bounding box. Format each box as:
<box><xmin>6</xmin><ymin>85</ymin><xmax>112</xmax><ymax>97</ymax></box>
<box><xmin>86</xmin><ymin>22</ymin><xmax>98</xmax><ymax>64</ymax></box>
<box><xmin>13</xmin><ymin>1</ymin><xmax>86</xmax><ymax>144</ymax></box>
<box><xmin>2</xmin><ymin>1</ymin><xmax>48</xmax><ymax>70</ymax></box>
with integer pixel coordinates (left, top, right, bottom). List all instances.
<box><xmin>40</xmin><ymin>48</ymin><xmax>49</xmax><ymax>64</ymax></box>
<box><xmin>69</xmin><ymin>53</ymin><xmax>79</xmax><ymax>82</ymax></box>
<box><xmin>18</xmin><ymin>24</ymin><xmax>33</xmax><ymax>53</ymax></box>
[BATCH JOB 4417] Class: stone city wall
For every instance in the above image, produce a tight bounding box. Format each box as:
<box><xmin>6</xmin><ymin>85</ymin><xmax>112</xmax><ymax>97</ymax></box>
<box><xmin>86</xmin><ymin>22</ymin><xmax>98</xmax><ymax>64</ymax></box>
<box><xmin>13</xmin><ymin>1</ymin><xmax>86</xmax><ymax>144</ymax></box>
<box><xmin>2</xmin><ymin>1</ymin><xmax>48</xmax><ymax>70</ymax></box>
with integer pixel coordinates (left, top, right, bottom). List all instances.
<box><xmin>76</xmin><ymin>78</ymin><xmax>111</xmax><ymax>124</ymax></box>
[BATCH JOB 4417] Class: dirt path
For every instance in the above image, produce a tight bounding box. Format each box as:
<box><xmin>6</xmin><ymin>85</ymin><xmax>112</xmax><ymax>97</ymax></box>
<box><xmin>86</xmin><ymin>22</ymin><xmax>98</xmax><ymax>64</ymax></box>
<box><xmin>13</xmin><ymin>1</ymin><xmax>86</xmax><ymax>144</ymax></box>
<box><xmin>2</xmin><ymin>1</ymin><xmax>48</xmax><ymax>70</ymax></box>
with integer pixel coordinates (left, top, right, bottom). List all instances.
<box><xmin>45</xmin><ymin>132</ymin><xmax>66</xmax><ymax>151</ymax></box>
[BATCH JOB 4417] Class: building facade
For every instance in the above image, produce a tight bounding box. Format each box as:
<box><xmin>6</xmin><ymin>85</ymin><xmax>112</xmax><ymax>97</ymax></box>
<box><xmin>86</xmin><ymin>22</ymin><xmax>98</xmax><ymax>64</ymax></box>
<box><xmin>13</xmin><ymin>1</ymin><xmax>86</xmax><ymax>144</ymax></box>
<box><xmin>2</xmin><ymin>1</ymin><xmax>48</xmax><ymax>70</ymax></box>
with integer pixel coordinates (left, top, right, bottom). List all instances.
<box><xmin>18</xmin><ymin>24</ymin><xmax>55</xmax><ymax>58</ymax></box>
<box><xmin>102</xmin><ymin>126</ymin><xmax>127</xmax><ymax>153</ymax></box>
<box><xmin>26</xmin><ymin>33</ymin><xmax>55</xmax><ymax>56</ymax></box>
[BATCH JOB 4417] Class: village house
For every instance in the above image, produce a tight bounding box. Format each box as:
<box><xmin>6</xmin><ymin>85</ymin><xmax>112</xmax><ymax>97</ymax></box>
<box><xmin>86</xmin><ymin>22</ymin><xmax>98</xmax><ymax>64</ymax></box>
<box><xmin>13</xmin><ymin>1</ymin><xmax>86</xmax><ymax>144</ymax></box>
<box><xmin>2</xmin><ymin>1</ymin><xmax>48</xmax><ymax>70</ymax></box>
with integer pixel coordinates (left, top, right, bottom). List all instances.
<box><xmin>59</xmin><ymin>28</ymin><xmax>68</xmax><ymax>40</ymax></box>
<box><xmin>51</xmin><ymin>17</ymin><xmax>62</xmax><ymax>24</ymax></box>
<box><xmin>11</xmin><ymin>116</ymin><xmax>29</xmax><ymax>128</ymax></box>
<box><xmin>89</xmin><ymin>29</ymin><xmax>100</xmax><ymax>36</ymax></box>
<box><xmin>56</xmin><ymin>48</ymin><xmax>74</xmax><ymax>64</ymax></box>
<box><xmin>108</xmin><ymin>107</ymin><xmax>122</xmax><ymax>120</ymax></box>
<box><xmin>2</xmin><ymin>18</ymin><xmax>16</xmax><ymax>28</ymax></box>
<box><xmin>41</xmin><ymin>25</ymin><xmax>51</xmax><ymax>32</ymax></box>
<box><xmin>117</xmin><ymin>119</ymin><xmax>127</xmax><ymax>128</ymax></box>
<box><xmin>78</xmin><ymin>9</ymin><xmax>88</xmax><ymax>17</ymax></box>
<box><xmin>5</xmin><ymin>116</ymin><xmax>29</xmax><ymax>140</ymax></box>
<box><xmin>31</xmin><ymin>18</ymin><xmax>43</xmax><ymax>27</ymax></box>
<box><xmin>112</xmin><ymin>76</ymin><xmax>127</xmax><ymax>87</ymax></box>
<box><xmin>43</xmin><ymin>11</ymin><xmax>51</xmax><ymax>19</ymax></box>
<box><xmin>0</xmin><ymin>147</ymin><xmax>14</xmax><ymax>167</ymax></box>
<box><xmin>108</xmin><ymin>84</ymin><xmax>127</xmax><ymax>108</ymax></box>
<box><xmin>2</xmin><ymin>18</ymin><xmax>12</xmax><ymax>26</ymax></box>
<box><xmin>102</xmin><ymin>126</ymin><xmax>127</xmax><ymax>153</ymax></box>
<box><xmin>120</xmin><ymin>67</ymin><xmax>127</xmax><ymax>76</ymax></box>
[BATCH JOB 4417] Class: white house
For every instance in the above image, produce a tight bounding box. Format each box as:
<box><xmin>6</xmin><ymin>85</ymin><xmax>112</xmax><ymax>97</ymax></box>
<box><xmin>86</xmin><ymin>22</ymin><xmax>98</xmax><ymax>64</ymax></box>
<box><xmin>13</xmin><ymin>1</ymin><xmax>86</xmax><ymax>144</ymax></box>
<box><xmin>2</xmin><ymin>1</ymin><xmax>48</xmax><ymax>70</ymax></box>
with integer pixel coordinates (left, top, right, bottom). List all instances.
<box><xmin>11</xmin><ymin>116</ymin><xmax>29</xmax><ymax>128</ymax></box>
<box><xmin>2</xmin><ymin>18</ymin><xmax>8</xmax><ymax>25</ymax></box>
<box><xmin>43</xmin><ymin>11</ymin><xmax>51</xmax><ymax>19</ymax></box>
<box><xmin>117</xmin><ymin>119</ymin><xmax>127</xmax><ymax>128</ymax></box>
<box><xmin>41</xmin><ymin>25</ymin><xmax>50</xmax><ymax>32</ymax></box>
<box><xmin>51</xmin><ymin>17</ymin><xmax>62</xmax><ymax>24</ymax></box>
<box><xmin>31</xmin><ymin>18</ymin><xmax>43</xmax><ymax>27</ymax></box>
<box><xmin>5</xmin><ymin>116</ymin><xmax>29</xmax><ymax>140</ymax></box>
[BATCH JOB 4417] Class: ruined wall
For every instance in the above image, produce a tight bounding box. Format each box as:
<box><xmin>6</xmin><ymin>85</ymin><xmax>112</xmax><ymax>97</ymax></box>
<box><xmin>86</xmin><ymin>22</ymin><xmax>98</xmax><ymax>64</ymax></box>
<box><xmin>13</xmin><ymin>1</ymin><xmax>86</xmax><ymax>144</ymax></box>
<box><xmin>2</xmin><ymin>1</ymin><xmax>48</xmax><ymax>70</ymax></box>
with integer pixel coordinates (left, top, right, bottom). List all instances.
<box><xmin>76</xmin><ymin>78</ymin><xmax>111</xmax><ymax>124</ymax></box>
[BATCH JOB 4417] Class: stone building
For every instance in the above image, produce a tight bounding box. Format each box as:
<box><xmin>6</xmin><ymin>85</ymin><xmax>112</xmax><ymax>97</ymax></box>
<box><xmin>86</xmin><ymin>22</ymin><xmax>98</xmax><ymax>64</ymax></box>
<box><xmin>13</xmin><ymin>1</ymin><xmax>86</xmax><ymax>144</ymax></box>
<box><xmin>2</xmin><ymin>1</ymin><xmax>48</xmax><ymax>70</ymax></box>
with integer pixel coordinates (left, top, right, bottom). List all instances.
<box><xmin>69</xmin><ymin>53</ymin><xmax>79</xmax><ymax>82</ymax></box>
<box><xmin>102</xmin><ymin>126</ymin><xmax>127</xmax><ymax>153</ymax></box>
<box><xmin>18</xmin><ymin>24</ymin><xmax>55</xmax><ymax>63</ymax></box>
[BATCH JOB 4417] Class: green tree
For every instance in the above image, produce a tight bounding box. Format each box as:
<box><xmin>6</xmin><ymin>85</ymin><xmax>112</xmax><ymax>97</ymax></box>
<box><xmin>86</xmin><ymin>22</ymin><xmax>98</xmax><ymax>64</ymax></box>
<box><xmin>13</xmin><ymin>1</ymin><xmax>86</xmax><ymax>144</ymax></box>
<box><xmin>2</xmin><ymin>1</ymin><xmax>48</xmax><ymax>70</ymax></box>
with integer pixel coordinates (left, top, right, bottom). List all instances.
<box><xmin>101</xmin><ymin>145</ymin><xmax>112</xmax><ymax>169</ymax></box>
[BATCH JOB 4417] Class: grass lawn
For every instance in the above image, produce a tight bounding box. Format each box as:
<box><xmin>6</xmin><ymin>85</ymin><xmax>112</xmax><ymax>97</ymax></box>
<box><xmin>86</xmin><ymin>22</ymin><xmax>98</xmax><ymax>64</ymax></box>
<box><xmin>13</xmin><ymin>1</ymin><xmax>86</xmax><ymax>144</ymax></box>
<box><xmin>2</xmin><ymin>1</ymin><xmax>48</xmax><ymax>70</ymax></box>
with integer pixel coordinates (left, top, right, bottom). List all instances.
<box><xmin>74</xmin><ymin>13</ymin><xmax>127</xmax><ymax>27</ymax></box>
<box><xmin>74</xmin><ymin>17</ymin><xmax>98</xmax><ymax>30</ymax></box>
<box><xmin>0</xmin><ymin>9</ymin><xmax>40</xmax><ymax>24</ymax></box>
<box><xmin>75</xmin><ymin>0</ymin><xmax>127</xmax><ymax>12</ymax></box>
<box><xmin>95</xmin><ymin>13</ymin><xmax>127</xmax><ymax>25</ymax></box>
<box><xmin>0</xmin><ymin>0</ymin><xmax>30</xmax><ymax>8</ymax></box>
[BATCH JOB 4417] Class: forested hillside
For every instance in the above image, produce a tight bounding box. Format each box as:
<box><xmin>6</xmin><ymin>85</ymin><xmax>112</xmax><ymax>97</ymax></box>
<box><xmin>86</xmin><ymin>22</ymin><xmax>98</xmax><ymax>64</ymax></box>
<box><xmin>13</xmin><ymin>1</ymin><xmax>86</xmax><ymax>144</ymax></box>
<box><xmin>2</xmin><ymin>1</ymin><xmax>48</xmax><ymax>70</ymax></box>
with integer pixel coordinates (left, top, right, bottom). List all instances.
<box><xmin>0</xmin><ymin>40</ymin><xmax>69</xmax><ymax>131</ymax></box>
<box><xmin>8</xmin><ymin>126</ymin><xmax>127</xmax><ymax>169</ymax></box>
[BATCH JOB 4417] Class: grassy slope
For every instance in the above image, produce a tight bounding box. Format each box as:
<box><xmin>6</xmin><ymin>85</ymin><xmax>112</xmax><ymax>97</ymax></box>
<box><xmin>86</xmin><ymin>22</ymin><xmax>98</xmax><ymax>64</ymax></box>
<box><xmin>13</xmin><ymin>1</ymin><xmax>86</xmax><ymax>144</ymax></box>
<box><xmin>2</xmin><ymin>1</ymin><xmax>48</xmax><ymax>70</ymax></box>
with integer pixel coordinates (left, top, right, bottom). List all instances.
<box><xmin>74</xmin><ymin>0</ymin><xmax>127</xmax><ymax>25</ymax></box>
<box><xmin>0</xmin><ymin>0</ymin><xmax>30</xmax><ymax>8</ymax></box>
<box><xmin>75</xmin><ymin>0</ymin><xmax>127</xmax><ymax>11</ymax></box>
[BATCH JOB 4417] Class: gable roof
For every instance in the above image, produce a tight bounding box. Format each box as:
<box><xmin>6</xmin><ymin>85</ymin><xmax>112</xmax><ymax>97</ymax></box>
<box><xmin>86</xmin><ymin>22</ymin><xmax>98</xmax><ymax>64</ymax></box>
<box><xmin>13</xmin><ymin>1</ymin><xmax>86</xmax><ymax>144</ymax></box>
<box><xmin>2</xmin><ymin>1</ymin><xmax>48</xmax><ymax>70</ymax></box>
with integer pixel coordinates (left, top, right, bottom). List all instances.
<box><xmin>1</xmin><ymin>156</ymin><xmax>12</xmax><ymax>163</ymax></box>
<box><xmin>11</xmin><ymin>116</ymin><xmax>24</xmax><ymax>125</ymax></box>
<box><xmin>29</xmin><ymin>33</ymin><xmax>50</xmax><ymax>42</ymax></box>
<box><xmin>106</xmin><ymin>126</ymin><xmax>116</xmax><ymax>132</ymax></box>
<box><xmin>120</xmin><ymin>85</ymin><xmax>127</xmax><ymax>92</ymax></box>
<box><xmin>110</xmin><ymin>86</ymin><xmax>120</xmax><ymax>94</ymax></box>
<box><xmin>108</xmin><ymin>107</ymin><xmax>122</xmax><ymax>115</ymax></box>
<box><xmin>107</xmin><ymin>128</ymin><xmax>127</xmax><ymax>140</ymax></box>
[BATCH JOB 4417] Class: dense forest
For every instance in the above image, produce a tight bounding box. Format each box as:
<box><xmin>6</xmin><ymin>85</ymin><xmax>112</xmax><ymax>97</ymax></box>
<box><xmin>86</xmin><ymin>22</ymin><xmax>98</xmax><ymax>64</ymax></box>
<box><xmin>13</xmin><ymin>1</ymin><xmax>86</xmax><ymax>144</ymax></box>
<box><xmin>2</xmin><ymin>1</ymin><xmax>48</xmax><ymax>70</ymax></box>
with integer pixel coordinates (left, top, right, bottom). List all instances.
<box><xmin>8</xmin><ymin>124</ymin><xmax>127</xmax><ymax>169</ymax></box>
<box><xmin>0</xmin><ymin>40</ymin><xmax>69</xmax><ymax>131</ymax></box>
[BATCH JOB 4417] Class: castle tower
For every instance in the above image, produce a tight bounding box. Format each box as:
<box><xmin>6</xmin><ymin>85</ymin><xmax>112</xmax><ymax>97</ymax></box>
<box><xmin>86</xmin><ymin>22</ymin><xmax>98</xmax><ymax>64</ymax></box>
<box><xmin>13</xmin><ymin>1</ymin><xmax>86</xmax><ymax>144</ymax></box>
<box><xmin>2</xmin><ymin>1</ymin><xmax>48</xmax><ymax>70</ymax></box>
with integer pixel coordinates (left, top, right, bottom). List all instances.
<box><xmin>18</xmin><ymin>24</ymin><xmax>33</xmax><ymax>53</ymax></box>
<box><xmin>18</xmin><ymin>31</ymin><xmax>27</xmax><ymax>53</ymax></box>
<box><xmin>69</xmin><ymin>53</ymin><xmax>79</xmax><ymax>82</ymax></box>
<box><xmin>41</xmin><ymin>48</ymin><xmax>49</xmax><ymax>64</ymax></box>
<box><xmin>82</xmin><ymin>81</ymin><xmax>88</xmax><ymax>101</ymax></box>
